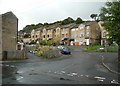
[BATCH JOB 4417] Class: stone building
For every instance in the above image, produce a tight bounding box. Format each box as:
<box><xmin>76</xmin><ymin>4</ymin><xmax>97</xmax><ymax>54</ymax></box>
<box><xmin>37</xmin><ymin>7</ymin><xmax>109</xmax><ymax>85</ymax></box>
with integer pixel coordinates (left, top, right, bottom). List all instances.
<box><xmin>0</xmin><ymin>15</ymin><xmax>2</xmax><ymax>60</ymax></box>
<box><xmin>60</xmin><ymin>23</ymin><xmax>75</xmax><ymax>45</ymax></box>
<box><xmin>31</xmin><ymin>28</ymin><xmax>42</xmax><ymax>43</ymax></box>
<box><xmin>0</xmin><ymin>11</ymin><xmax>18</xmax><ymax>60</ymax></box>
<box><xmin>71</xmin><ymin>21</ymin><xmax>101</xmax><ymax>46</ymax></box>
<box><xmin>98</xmin><ymin>21</ymin><xmax>108</xmax><ymax>46</ymax></box>
<box><xmin>30</xmin><ymin>21</ymin><xmax>101</xmax><ymax>46</ymax></box>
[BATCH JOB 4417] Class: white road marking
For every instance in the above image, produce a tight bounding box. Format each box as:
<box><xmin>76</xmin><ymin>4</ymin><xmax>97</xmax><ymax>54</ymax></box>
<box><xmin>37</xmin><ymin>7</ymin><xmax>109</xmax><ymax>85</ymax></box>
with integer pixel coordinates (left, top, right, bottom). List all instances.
<box><xmin>94</xmin><ymin>76</ymin><xmax>106</xmax><ymax>80</ymax></box>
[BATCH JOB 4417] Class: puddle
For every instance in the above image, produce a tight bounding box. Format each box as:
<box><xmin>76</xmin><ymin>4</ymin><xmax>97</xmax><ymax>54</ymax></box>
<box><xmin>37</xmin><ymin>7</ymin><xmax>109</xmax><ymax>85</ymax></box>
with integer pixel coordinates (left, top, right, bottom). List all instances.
<box><xmin>61</xmin><ymin>71</ymin><xmax>65</xmax><ymax>74</ymax></box>
<box><xmin>71</xmin><ymin>73</ymin><xmax>77</xmax><ymax>76</ymax></box>
<box><xmin>29</xmin><ymin>73</ymin><xmax>38</xmax><ymax>75</ymax></box>
<box><xmin>80</xmin><ymin>75</ymin><xmax>83</xmax><ymax>77</ymax></box>
<box><xmin>5</xmin><ymin>65</ymin><xmax>9</xmax><ymax>67</ymax></box>
<box><xmin>10</xmin><ymin>66</ymin><xmax>15</xmax><ymax>68</ymax></box>
<box><xmin>85</xmin><ymin>75</ymin><xmax>89</xmax><ymax>77</ymax></box>
<box><xmin>111</xmin><ymin>80</ymin><xmax>119</xmax><ymax>84</ymax></box>
<box><xmin>16</xmin><ymin>76</ymin><xmax>24</xmax><ymax>81</ymax></box>
<box><xmin>94</xmin><ymin>76</ymin><xmax>106</xmax><ymax>82</ymax></box>
<box><xmin>60</xmin><ymin>77</ymin><xmax>72</xmax><ymax>81</ymax></box>
<box><xmin>16</xmin><ymin>71</ymin><xmax>23</xmax><ymax>74</ymax></box>
<box><xmin>48</xmin><ymin>70</ymin><xmax>51</xmax><ymax>72</ymax></box>
<box><xmin>67</xmin><ymin>74</ymin><xmax>74</xmax><ymax>76</ymax></box>
<box><xmin>54</xmin><ymin>72</ymin><xmax>57</xmax><ymax>74</ymax></box>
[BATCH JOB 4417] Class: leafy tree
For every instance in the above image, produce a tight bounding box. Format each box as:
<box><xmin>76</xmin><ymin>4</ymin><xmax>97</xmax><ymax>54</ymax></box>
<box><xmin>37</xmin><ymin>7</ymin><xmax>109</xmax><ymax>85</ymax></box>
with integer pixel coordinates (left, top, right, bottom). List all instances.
<box><xmin>90</xmin><ymin>14</ymin><xmax>99</xmax><ymax>21</ymax></box>
<box><xmin>52</xmin><ymin>35</ymin><xmax>61</xmax><ymax>45</ymax></box>
<box><xmin>23</xmin><ymin>33</ymin><xmax>31</xmax><ymax>38</ymax></box>
<box><xmin>43</xmin><ymin>23</ymin><xmax>49</xmax><ymax>26</ymax></box>
<box><xmin>75</xmin><ymin>17</ymin><xmax>83</xmax><ymax>24</ymax></box>
<box><xmin>61</xmin><ymin>17</ymin><xmax>75</xmax><ymax>25</ymax></box>
<box><xmin>22</xmin><ymin>24</ymin><xmax>36</xmax><ymax>33</ymax></box>
<box><xmin>35</xmin><ymin>23</ymin><xmax>43</xmax><ymax>28</ymax></box>
<box><xmin>99</xmin><ymin>1</ymin><xmax>120</xmax><ymax>62</ymax></box>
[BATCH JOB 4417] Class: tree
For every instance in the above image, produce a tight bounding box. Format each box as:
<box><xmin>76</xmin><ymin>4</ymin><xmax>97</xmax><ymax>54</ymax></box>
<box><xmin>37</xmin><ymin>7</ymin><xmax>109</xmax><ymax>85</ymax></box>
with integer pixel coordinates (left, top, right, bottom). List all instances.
<box><xmin>90</xmin><ymin>14</ymin><xmax>99</xmax><ymax>21</ymax></box>
<box><xmin>35</xmin><ymin>23</ymin><xmax>43</xmax><ymax>28</ymax></box>
<box><xmin>99</xmin><ymin>1</ymin><xmax>120</xmax><ymax>62</ymax></box>
<box><xmin>23</xmin><ymin>33</ymin><xmax>31</xmax><ymax>38</ymax></box>
<box><xmin>75</xmin><ymin>17</ymin><xmax>83</xmax><ymax>24</ymax></box>
<box><xmin>61</xmin><ymin>17</ymin><xmax>75</xmax><ymax>25</ymax></box>
<box><xmin>43</xmin><ymin>23</ymin><xmax>49</xmax><ymax>26</ymax></box>
<box><xmin>22</xmin><ymin>24</ymin><xmax>36</xmax><ymax>33</ymax></box>
<box><xmin>52</xmin><ymin>35</ymin><xmax>61</xmax><ymax>45</ymax></box>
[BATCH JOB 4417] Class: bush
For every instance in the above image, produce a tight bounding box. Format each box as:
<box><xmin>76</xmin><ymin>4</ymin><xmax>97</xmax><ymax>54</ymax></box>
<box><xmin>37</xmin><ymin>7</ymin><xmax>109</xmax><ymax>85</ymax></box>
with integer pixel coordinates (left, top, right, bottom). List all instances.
<box><xmin>40</xmin><ymin>40</ymin><xmax>53</xmax><ymax>46</ymax></box>
<box><xmin>35</xmin><ymin>51</ymin><xmax>44</xmax><ymax>57</ymax></box>
<box><xmin>33</xmin><ymin>46</ymin><xmax>61</xmax><ymax>59</ymax></box>
<box><xmin>42</xmin><ymin>49</ymin><xmax>61</xmax><ymax>59</ymax></box>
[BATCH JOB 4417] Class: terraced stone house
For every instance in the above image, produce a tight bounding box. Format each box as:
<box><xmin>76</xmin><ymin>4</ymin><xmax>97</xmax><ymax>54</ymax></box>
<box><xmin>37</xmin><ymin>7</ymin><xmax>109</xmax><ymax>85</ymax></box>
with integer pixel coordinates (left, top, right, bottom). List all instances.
<box><xmin>71</xmin><ymin>21</ymin><xmax>101</xmax><ymax>45</ymax></box>
<box><xmin>98</xmin><ymin>21</ymin><xmax>109</xmax><ymax>46</ymax></box>
<box><xmin>30</xmin><ymin>21</ymin><xmax>101</xmax><ymax>46</ymax></box>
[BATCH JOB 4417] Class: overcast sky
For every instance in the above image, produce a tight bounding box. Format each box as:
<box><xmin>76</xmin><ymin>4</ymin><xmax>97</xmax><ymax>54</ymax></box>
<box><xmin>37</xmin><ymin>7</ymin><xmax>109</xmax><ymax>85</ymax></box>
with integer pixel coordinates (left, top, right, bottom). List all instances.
<box><xmin>0</xmin><ymin>0</ymin><xmax>107</xmax><ymax>30</ymax></box>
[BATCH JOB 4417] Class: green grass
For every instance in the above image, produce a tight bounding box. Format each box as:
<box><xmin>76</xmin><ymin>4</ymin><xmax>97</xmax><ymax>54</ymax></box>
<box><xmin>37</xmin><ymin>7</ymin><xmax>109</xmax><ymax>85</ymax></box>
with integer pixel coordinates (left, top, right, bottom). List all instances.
<box><xmin>83</xmin><ymin>44</ymin><xmax>118</xmax><ymax>52</ymax></box>
<box><xmin>83</xmin><ymin>45</ymin><xmax>103</xmax><ymax>52</ymax></box>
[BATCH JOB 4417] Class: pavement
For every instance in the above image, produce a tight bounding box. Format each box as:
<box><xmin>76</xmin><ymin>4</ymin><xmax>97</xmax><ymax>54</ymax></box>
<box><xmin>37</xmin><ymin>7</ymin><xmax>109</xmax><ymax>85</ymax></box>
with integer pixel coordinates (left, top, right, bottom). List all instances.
<box><xmin>69</xmin><ymin>46</ymin><xmax>120</xmax><ymax>84</ymax></box>
<box><xmin>1</xmin><ymin>46</ymin><xmax>120</xmax><ymax>84</ymax></box>
<box><xmin>70</xmin><ymin>46</ymin><xmax>120</xmax><ymax>75</ymax></box>
<box><xmin>100</xmin><ymin>53</ymin><xmax>120</xmax><ymax>84</ymax></box>
<box><xmin>101</xmin><ymin>54</ymin><xmax>120</xmax><ymax>75</ymax></box>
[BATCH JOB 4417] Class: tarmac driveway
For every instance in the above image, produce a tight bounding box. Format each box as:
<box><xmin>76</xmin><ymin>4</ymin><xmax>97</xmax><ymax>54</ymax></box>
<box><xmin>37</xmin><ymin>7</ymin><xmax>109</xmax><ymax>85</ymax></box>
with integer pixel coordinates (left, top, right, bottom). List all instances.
<box><xmin>2</xmin><ymin>46</ymin><xmax>119</xmax><ymax>84</ymax></box>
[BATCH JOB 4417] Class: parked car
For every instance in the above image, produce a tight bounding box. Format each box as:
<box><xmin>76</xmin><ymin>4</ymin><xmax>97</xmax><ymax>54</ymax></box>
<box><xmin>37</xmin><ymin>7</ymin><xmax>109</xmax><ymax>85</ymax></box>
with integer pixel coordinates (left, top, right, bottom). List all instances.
<box><xmin>57</xmin><ymin>45</ymin><xmax>65</xmax><ymax>50</ymax></box>
<box><xmin>61</xmin><ymin>47</ymin><xmax>71</xmax><ymax>54</ymax></box>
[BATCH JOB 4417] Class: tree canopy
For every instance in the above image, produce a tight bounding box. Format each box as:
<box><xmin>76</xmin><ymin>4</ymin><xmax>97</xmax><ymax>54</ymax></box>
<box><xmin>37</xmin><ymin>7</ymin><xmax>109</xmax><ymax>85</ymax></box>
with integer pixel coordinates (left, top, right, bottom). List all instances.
<box><xmin>20</xmin><ymin>17</ymin><xmax>83</xmax><ymax>34</ymax></box>
<box><xmin>75</xmin><ymin>17</ymin><xmax>83</xmax><ymax>24</ymax></box>
<box><xmin>99</xmin><ymin>0</ymin><xmax>120</xmax><ymax>61</ymax></box>
<box><xmin>61</xmin><ymin>17</ymin><xmax>75</xmax><ymax>25</ymax></box>
<box><xmin>100</xmin><ymin>1</ymin><xmax>120</xmax><ymax>44</ymax></box>
<box><xmin>90</xmin><ymin>14</ymin><xmax>100</xmax><ymax>22</ymax></box>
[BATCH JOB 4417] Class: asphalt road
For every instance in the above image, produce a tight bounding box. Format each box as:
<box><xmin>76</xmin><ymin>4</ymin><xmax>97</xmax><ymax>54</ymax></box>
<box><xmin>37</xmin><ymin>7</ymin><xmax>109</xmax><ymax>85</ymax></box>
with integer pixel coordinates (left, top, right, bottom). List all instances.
<box><xmin>1</xmin><ymin>46</ymin><xmax>119</xmax><ymax>84</ymax></box>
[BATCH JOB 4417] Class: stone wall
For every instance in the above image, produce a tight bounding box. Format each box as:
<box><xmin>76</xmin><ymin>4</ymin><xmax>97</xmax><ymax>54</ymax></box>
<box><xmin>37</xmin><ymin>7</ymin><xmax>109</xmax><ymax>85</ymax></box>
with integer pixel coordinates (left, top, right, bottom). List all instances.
<box><xmin>2</xmin><ymin>12</ymin><xmax>18</xmax><ymax>52</ymax></box>
<box><xmin>3</xmin><ymin>50</ymin><xmax>27</xmax><ymax>60</ymax></box>
<box><xmin>0</xmin><ymin>15</ymin><xmax>2</xmax><ymax>60</ymax></box>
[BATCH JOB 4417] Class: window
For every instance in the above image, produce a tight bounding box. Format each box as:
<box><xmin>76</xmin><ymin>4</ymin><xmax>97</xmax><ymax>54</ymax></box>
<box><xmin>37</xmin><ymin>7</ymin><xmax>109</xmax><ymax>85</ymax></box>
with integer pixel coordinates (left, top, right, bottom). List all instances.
<box><xmin>43</xmin><ymin>35</ymin><xmax>45</xmax><ymax>38</ymax></box>
<box><xmin>43</xmin><ymin>29</ymin><xmax>46</xmax><ymax>33</ymax></box>
<box><xmin>76</xmin><ymin>28</ymin><xmax>78</xmax><ymax>30</ymax></box>
<box><xmin>48</xmin><ymin>35</ymin><xmax>49</xmax><ymax>37</ymax></box>
<box><xmin>86</xmin><ymin>26</ymin><xmax>90</xmax><ymax>29</ymax></box>
<box><xmin>57</xmin><ymin>29</ymin><xmax>59</xmax><ymax>32</ymax></box>
<box><xmin>62</xmin><ymin>34</ymin><xmax>64</xmax><ymax>38</ymax></box>
<box><xmin>80</xmin><ymin>33</ymin><xmax>84</xmax><ymax>37</ymax></box>
<box><xmin>66</xmin><ymin>33</ymin><xmax>68</xmax><ymax>38</ymax></box>
<box><xmin>96</xmin><ymin>28</ymin><xmax>99</xmax><ymax>30</ymax></box>
<box><xmin>36</xmin><ymin>35</ymin><xmax>37</xmax><ymax>38</ymax></box>
<box><xmin>86</xmin><ymin>32</ymin><xmax>89</xmax><ymax>37</ymax></box>
<box><xmin>103</xmin><ymin>32</ymin><xmax>106</xmax><ymax>37</ymax></box>
<box><xmin>79</xmin><ymin>26</ymin><xmax>84</xmax><ymax>29</ymax></box>
<box><xmin>47</xmin><ymin>30</ymin><xmax>50</xmax><ymax>32</ymax></box>
<box><xmin>33</xmin><ymin>36</ymin><xmax>34</xmax><ymax>38</ymax></box>
<box><xmin>75</xmin><ymin>34</ymin><xmax>78</xmax><ymax>38</ymax></box>
<box><xmin>71</xmin><ymin>29</ymin><xmax>75</xmax><ymax>31</ymax></box>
